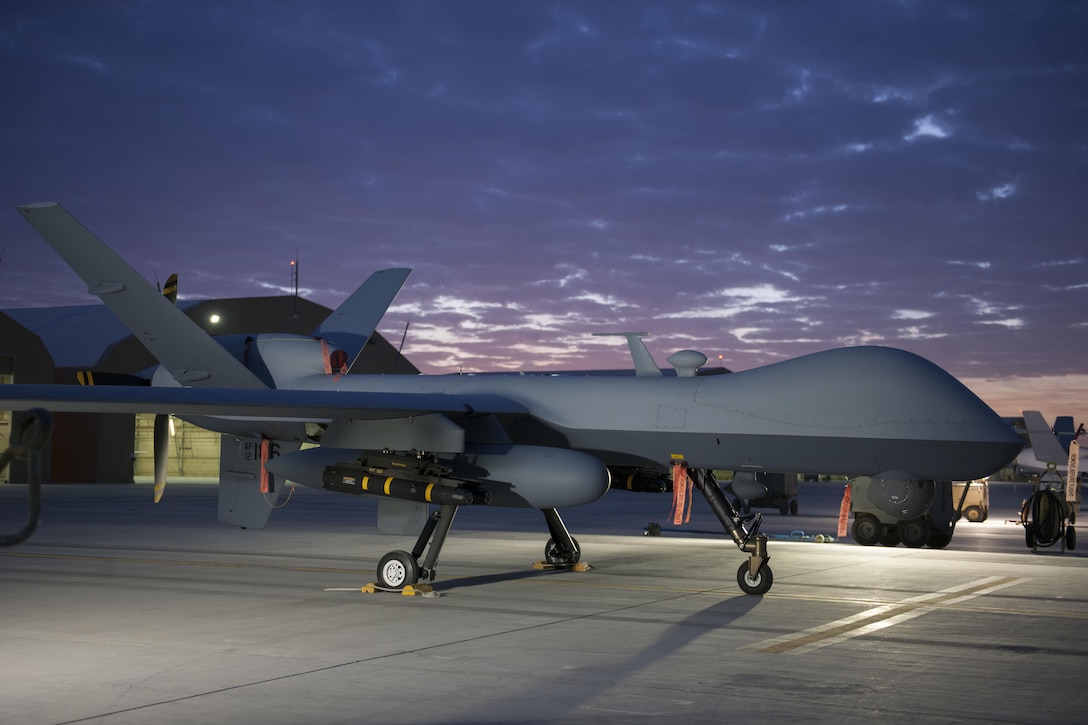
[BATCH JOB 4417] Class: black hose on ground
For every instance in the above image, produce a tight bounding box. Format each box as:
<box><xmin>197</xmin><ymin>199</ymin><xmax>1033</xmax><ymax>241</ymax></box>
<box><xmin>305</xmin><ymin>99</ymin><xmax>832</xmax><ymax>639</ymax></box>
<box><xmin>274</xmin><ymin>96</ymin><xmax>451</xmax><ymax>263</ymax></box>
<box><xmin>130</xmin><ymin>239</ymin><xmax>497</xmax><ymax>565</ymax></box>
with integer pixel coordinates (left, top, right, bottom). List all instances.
<box><xmin>1021</xmin><ymin>489</ymin><xmax>1065</xmax><ymax>548</ymax></box>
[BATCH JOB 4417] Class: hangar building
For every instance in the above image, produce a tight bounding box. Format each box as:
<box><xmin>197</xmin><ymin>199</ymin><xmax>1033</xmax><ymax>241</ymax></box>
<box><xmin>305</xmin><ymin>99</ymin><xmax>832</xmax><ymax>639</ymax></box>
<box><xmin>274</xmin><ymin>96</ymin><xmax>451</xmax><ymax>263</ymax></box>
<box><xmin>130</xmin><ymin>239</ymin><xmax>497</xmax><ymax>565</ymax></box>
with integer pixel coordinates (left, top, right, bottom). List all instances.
<box><xmin>0</xmin><ymin>295</ymin><xmax>417</xmax><ymax>483</ymax></box>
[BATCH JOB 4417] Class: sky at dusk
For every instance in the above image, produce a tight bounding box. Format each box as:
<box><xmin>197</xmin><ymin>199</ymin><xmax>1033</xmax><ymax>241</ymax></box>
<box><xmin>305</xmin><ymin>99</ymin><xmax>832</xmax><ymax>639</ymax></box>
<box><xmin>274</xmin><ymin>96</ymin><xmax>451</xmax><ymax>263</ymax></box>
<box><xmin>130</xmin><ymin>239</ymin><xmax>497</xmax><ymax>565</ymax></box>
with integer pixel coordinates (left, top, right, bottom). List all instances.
<box><xmin>1</xmin><ymin>1</ymin><xmax>1086</xmax><ymax>424</ymax></box>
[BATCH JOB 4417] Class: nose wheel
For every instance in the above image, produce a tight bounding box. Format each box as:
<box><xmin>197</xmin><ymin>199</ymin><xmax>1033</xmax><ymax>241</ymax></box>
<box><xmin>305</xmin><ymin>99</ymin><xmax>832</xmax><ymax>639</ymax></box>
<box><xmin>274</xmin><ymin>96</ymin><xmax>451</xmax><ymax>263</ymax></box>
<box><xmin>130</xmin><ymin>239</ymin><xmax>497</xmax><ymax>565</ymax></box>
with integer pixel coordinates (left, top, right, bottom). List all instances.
<box><xmin>737</xmin><ymin>560</ymin><xmax>773</xmax><ymax>595</ymax></box>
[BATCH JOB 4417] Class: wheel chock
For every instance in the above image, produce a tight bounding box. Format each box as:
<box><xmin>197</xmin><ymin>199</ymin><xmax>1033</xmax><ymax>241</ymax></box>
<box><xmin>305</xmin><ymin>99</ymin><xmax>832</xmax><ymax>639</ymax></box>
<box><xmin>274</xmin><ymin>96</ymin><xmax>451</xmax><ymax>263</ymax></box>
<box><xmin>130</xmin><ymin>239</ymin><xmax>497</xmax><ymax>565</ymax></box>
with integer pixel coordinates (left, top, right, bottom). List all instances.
<box><xmin>326</xmin><ymin>583</ymin><xmax>439</xmax><ymax>597</ymax></box>
<box><xmin>323</xmin><ymin>585</ymin><xmax>379</xmax><ymax>594</ymax></box>
<box><xmin>532</xmin><ymin>561</ymin><xmax>594</xmax><ymax>572</ymax></box>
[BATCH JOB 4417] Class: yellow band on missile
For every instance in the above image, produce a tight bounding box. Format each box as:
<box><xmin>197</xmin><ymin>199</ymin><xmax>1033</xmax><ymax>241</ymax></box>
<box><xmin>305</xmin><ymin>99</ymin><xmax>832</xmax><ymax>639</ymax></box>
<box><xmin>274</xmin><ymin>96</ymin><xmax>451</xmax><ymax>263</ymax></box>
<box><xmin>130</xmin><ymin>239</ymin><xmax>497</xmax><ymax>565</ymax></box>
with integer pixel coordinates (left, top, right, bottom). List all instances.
<box><xmin>425</xmin><ymin>483</ymin><xmax>435</xmax><ymax>502</ymax></box>
<box><xmin>385</xmin><ymin>477</ymin><xmax>394</xmax><ymax>495</ymax></box>
<box><xmin>361</xmin><ymin>476</ymin><xmax>369</xmax><ymax>491</ymax></box>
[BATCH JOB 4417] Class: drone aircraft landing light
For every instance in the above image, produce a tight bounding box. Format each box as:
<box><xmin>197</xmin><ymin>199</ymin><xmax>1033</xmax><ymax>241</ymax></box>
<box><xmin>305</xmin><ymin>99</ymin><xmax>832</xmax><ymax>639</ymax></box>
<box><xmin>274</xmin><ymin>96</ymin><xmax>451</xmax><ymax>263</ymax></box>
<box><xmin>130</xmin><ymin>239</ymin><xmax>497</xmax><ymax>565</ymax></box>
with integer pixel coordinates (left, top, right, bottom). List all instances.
<box><xmin>2</xmin><ymin>202</ymin><xmax>1025</xmax><ymax>595</ymax></box>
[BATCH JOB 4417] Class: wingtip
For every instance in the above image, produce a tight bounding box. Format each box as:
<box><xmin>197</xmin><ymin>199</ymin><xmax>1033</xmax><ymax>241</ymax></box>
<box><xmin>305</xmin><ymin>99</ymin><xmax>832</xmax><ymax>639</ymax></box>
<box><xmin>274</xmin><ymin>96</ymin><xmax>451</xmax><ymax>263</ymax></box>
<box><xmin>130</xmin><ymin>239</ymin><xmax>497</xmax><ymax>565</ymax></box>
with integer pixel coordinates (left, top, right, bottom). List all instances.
<box><xmin>17</xmin><ymin>202</ymin><xmax>60</xmax><ymax>211</ymax></box>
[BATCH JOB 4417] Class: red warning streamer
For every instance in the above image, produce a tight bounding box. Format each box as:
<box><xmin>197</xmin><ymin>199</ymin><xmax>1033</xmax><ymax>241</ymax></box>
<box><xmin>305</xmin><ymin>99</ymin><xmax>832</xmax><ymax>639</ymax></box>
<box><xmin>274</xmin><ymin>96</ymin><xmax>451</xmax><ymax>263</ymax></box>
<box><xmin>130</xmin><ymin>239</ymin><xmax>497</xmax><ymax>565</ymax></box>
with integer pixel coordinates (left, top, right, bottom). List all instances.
<box><xmin>318</xmin><ymin>338</ymin><xmax>333</xmax><ymax>375</ymax></box>
<box><xmin>671</xmin><ymin>461</ymin><xmax>692</xmax><ymax>525</ymax></box>
<box><xmin>260</xmin><ymin>437</ymin><xmax>271</xmax><ymax>494</ymax></box>
<box><xmin>837</xmin><ymin>483</ymin><xmax>852</xmax><ymax>538</ymax></box>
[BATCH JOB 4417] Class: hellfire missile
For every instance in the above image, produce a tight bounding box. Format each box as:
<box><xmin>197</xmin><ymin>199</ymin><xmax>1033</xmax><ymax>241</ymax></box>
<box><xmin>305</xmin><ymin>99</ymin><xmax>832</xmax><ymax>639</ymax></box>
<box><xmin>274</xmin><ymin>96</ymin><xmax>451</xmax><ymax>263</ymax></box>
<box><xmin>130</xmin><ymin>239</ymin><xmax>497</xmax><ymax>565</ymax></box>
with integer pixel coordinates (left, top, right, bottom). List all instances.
<box><xmin>609</xmin><ymin>468</ymin><xmax>672</xmax><ymax>493</ymax></box>
<box><xmin>322</xmin><ymin>464</ymin><xmax>488</xmax><ymax>505</ymax></box>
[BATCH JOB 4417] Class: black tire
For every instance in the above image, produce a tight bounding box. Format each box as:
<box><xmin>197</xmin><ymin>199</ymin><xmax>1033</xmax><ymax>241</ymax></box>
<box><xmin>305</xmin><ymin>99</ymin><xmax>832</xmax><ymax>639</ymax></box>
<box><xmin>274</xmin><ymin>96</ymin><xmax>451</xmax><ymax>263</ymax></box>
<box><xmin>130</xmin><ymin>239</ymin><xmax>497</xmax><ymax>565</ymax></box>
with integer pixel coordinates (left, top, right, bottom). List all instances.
<box><xmin>737</xmin><ymin>561</ymin><xmax>773</xmax><ymax>595</ymax></box>
<box><xmin>927</xmin><ymin>532</ymin><xmax>952</xmax><ymax>549</ymax></box>
<box><xmin>778</xmin><ymin>502</ymin><xmax>789</xmax><ymax>515</ymax></box>
<box><xmin>377</xmin><ymin>550</ymin><xmax>420</xmax><ymax>589</ymax></box>
<box><xmin>789</xmin><ymin>498</ymin><xmax>799</xmax><ymax>516</ymax></box>
<box><xmin>898</xmin><ymin>518</ymin><xmax>929</xmax><ymax>548</ymax></box>
<box><xmin>1026</xmin><ymin>527</ymin><xmax>1036</xmax><ymax>548</ymax></box>
<box><xmin>880</xmin><ymin>528</ymin><xmax>901</xmax><ymax>547</ymax></box>
<box><xmin>544</xmin><ymin>537</ymin><xmax>580</xmax><ymax>565</ymax></box>
<box><xmin>852</xmin><ymin>514</ymin><xmax>882</xmax><ymax>546</ymax></box>
<box><xmin>964</xmin><ymin>506</ymin><xmax>983</xmax><ymax>523</ymax></box>
<box><xmin>1067</xmin><ymin>526</ymin><xmax>1076</xmax><ymax>551</ymax></box>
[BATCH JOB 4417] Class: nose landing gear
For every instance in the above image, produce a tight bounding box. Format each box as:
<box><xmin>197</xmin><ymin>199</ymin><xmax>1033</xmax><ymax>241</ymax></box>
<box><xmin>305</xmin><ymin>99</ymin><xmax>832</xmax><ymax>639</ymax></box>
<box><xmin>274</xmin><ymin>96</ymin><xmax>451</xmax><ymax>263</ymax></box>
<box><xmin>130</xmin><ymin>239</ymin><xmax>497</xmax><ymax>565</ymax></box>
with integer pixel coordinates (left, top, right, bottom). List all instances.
<box><xmin>689</xmin><ymin>468</ymin><xmax>773</xmax><ymax>595</ymax></box>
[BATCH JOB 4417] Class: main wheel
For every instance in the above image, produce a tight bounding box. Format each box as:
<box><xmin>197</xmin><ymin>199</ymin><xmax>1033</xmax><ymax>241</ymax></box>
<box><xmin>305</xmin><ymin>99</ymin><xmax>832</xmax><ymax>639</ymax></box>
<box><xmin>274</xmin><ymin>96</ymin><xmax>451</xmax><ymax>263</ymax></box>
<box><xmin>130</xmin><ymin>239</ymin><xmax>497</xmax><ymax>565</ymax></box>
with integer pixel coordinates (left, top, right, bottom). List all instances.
<box><xmin>377</xmin><ymin>550</ymin><xmax>420</xmax><ymax>589</ymax></box>
<box><xmin>852</xmin><ymin>514</ymin><xmax>882</xmax><ymax>546</ymax></box>
<box><xmin>544</xmin><ymin>537</ymin><xmax>580</xmax><ymax>565</ymax></box>
<box><xmin>927</xmin><ymin>531</ymin><xmax>952</xmax><ymax>549</ymax></box>
<box><xmin>880</xmin><ymin>528</ymin><xmax>901</xmax><ymax>547</ymax></box>
<box><xmin>737</xmin><ymin>561</ymin><xmax>773</xmax><ymax>595</ymax></box>
<box><xmin>898</xmin><ymin>518</ymin><xmax>929</xmax><ymax>548</ymax></box>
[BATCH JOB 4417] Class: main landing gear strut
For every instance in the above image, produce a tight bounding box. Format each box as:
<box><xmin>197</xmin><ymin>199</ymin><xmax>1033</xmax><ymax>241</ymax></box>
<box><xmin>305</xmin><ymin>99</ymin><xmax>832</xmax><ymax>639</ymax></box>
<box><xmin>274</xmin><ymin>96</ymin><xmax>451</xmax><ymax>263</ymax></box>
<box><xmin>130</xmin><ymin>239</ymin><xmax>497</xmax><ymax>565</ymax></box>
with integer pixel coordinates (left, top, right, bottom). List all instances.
<box><xmin>692</xmin><ymin>469</ymin><xmax>773</xmax><ymax>595</ymax></box>
<box><xmin>374</xmin><ymin>504</ymin><xmax>583</xmax><ymax>590</ymax></box>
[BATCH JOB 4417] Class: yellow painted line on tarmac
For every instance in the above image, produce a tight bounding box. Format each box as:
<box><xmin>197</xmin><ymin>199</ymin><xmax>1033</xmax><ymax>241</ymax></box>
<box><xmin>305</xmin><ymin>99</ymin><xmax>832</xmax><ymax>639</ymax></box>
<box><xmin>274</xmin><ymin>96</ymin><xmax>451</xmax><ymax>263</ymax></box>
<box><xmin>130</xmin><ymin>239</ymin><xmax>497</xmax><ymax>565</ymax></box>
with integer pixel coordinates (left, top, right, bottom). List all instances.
<box><xmin>749</xmin><ymin>575</ymin><xmax>1024</xmax><ymax>654</ymax></box>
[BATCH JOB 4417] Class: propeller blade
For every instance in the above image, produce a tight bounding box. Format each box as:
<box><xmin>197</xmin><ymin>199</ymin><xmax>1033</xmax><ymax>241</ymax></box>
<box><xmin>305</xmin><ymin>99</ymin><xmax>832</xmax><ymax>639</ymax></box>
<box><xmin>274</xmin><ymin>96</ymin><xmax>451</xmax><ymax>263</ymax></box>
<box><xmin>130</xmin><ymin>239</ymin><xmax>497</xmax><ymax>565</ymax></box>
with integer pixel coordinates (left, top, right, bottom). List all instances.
<box><xmin>163</xmin><ymin>273</ymin><xmax>178</xmax><ymax>304</ymax></box>
<box><xmin>153</xmin><ymin>413</ymin><xmax>169</xmax><ymax>503</ymax></box>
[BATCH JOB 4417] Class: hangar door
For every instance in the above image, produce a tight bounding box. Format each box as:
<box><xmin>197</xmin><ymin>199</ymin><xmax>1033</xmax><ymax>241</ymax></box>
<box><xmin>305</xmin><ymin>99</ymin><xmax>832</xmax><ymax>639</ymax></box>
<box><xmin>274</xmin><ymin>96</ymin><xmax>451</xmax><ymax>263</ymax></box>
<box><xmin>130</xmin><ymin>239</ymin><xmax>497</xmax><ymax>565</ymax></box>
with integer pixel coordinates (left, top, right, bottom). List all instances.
<box><xmin>133</xmin><ymin>413</ymin><xmax>220</xmax><ymax>479</ymax></box>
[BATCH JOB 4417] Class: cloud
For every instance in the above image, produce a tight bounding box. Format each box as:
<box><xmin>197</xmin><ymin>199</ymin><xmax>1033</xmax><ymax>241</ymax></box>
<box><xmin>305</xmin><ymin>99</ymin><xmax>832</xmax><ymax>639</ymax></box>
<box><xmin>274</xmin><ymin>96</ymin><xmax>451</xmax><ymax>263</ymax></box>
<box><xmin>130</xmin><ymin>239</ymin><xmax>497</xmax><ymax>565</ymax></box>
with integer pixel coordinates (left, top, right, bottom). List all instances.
<box><xmin>658</xmin><ymin>284</ymin><xmax>812</xmax><ymax>320</ymax></box>
<box><xmin>977</xmin><ymin>318</ymin><xmax>1025</xmax><ymax>329</ymax></box>
<box><xmin>898</xmin><ymin>326</ymin><xmax>948</xmax><ymax>340</ymax></box>
<box><xmin>837</xmin><ymin>330</ymin><xmax>886</xmax><ymax>346</ymax></box>
<box><xmin>976</xmin><ymin>181</ymin><xmax>1017</xmax><ymax>201</ymax></box>
<box><xmin>893</xmin><ymin>309</ymin><xmax>934</xmax><ymax>320</ymax></box>
<box><xmin>904</xmin><ymin>114</ymin><xmax>951</xmax><ymax>141</ymax></box>
<box><xmin>960</xmin><ymin>374</ymin><xmax>1088</xmax><ymax>425</ymax></box>
<box><xmin>61</xmin><ymin>54</ymin><xmax>108</xmax><ymax>72</ymax></box>
<box><xmin>782</xmin><ymin>204</ymin><xmax>854</xmax><ymax>222</ymax></box>
<box><xmin>571</xmin><ymin>292</ymin><xmax>635</xmax><ymax>308</ymax></box>
<box><xmin>731</xmin><ymin>326</ymin><xmax>821</xmax><ymax>345</ymax></box>
<box><xmin>1032</xmin><ymin>259</ymin><xmax>1082</xmax><ymax>269</ymax></box>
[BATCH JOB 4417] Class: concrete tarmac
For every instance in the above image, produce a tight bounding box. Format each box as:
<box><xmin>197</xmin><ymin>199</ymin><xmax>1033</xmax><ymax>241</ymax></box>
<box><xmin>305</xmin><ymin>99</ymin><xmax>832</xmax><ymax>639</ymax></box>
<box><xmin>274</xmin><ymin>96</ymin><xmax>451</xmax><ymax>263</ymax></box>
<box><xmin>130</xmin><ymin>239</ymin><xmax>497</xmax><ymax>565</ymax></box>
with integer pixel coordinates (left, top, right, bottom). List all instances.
<box><xmin>2</xmin><ymin>480</ymin><xmax>1087</xmax><ymax>724</ymax></box>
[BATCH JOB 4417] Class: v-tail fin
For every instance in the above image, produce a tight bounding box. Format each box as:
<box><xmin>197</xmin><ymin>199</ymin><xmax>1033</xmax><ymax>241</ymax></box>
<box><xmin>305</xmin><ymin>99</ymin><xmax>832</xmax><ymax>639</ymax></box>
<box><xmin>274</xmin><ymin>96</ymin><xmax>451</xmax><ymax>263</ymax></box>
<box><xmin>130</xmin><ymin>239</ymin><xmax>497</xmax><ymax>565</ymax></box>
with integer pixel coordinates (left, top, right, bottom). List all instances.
<box><xmin>312</xmin><ymin>267</ymin><xmax>411</xmax><ymax>372</ymax></box>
